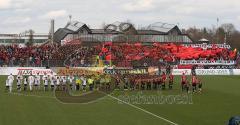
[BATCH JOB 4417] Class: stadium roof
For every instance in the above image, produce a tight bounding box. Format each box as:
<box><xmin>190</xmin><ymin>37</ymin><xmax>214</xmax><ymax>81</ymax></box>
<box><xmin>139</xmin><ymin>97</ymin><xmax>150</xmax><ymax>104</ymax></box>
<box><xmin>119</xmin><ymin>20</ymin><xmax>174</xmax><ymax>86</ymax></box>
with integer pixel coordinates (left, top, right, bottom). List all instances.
<box><xmin>54</xmin><ymin>21</ymin><xmax>92</xmax><ymax>42</ymax></box>
<box><xmin>54</xmin><ymin>21</ymin><xmax>187</xmax><ymax>43</ymax></box>
<box><xmin>64</xmin><ymin>21</ymin><xmax>86</xmax><ymax>32</ymax></box>
<box><xmin>91</xmin><ymin>29</ymin><xmax>120</xmax><ymax>34</ymax></box>
<box><xmin>146</xmin><ymin>22</ymin><xmax>181</xmax><ymax>34</ymax></box>
<box><xmin>54</xmin><ymin>28</ymin><xmax>73</xmax><ymax>43</ymax></box>
<box><xmin>137</xmin><ymin>30</ymin><xmax>166</xmax><ymax>35</ymax></box>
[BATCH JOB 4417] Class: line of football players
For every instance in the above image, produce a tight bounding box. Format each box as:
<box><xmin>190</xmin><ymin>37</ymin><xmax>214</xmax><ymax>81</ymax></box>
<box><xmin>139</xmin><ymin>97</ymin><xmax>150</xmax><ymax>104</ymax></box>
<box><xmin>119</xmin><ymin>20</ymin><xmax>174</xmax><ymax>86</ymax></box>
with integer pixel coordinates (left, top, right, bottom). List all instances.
<box><xmin>5</xmin><ymin>73</ymin><xmax>80</xmax><ymax>92</ymax></box>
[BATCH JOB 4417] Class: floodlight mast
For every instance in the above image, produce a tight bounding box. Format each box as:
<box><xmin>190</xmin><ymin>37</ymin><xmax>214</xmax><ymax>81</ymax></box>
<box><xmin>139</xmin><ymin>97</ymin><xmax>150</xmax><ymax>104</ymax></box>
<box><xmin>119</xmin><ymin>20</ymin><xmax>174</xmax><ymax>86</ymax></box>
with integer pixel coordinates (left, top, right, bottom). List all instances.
<box><xmin>50</xmin><ymin>19</ymin><xmax>55</xmax><ymax>44</ymax></box>
<box><xmin>69</xmin><ymin>15</ymin><xmax>72</xmax><ymax>23</ymax></box>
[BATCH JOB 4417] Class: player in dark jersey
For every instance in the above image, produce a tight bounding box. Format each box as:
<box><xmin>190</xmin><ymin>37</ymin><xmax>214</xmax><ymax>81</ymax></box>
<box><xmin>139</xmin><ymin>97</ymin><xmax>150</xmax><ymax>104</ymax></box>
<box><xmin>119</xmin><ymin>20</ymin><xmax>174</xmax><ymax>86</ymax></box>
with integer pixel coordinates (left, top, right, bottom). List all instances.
<box><xmin>168</xmin><ymin>73</ymin><xmax>174</xmax><ymax>89</ymax></box>
<box><xmin>153</xmin><ymin>78</ymin><xmax>158</xmax><ymax>90</ymax></box>
<box><xmin>141</xmin><ymin>79</ymin><xmax>145</xmax><ymax>90</ymax></box>
<box><xmin>134</xmin><ymin>78</ymin><xmax>139</xmax><ymax>90</ymax></box>
<box><xmin>123</xmin><ymin>75</ymin><xmax>129</xmax><ymax>90</ymax></box>
<box><xmin>157</xmin><ymin>77</ymin><xmax>162</xmax><ymax>90</ymax></box>
<box><xmin>130</xmin><ymin>77</ymin><xmax>135</xmax><ymax>90</ymax></box>
<box><xmin>115</xmin><ymin>75</ymin><xmax>121</xmax><ymax>90</ymax></box>
<box><xmin>161</xmin><ymin>72</ymin><xmax>167</xmax><ymax>90</ymax></box>
<box><xmin>181</xmin><ymin>73</ymin><xmax>187</xmax><ymax>92</ymax></box>
<box><xmin>146</xmin><ymin>79</ymin><xmax>151</xmax><ymax>90</ymax></box>
<box><xmin>191</xmin><ymin>74</ymin><xmax>197</xmax><ymax>93</ymax></box>
<box><xmin>197</xmin><ymin>77</ymin><xmax>202</xmax><ymax>93</ymax></box>
<box><xmin>186</xmin><ymin>80</ymin><xmax>192</xmax><ymax>93</ymax></box>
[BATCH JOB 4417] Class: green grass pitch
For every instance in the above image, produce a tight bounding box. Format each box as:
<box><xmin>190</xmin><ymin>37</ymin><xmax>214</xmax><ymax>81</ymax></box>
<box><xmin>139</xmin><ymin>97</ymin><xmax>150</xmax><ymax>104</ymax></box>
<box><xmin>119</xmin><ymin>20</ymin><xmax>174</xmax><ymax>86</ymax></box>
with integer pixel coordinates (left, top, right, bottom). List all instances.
<box><xmin>0</xmin><ymin>75</ymin><xmax>239</xmax><ymax>125</ymax></box>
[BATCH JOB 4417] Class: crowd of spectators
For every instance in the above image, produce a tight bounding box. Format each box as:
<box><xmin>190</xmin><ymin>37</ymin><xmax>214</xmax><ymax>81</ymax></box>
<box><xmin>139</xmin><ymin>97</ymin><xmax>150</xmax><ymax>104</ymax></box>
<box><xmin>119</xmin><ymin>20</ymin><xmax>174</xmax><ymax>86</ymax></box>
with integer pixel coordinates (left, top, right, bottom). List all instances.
<box><xmin>0</xmin><ymin>43</ymin><xmax>101</xmax><ymax>67</ymax></box>
<box><xmin>64</xmin><ymin>46</ymin><xmax>100</xmax><ymax>67</ymax></box>
<box><xmin>0</xmin><ymin>42</ymin><xmax>238</xmax><ymax>67</ymax></box>
<box><xmin>98</xmin><ymin>42</ymin><xmax>238</xmax><ymax>67</ymax></box>
<box><xmin>0</xmin><ymin>44</ymin><xmax>55</xmax><ymax>67</ymax></box>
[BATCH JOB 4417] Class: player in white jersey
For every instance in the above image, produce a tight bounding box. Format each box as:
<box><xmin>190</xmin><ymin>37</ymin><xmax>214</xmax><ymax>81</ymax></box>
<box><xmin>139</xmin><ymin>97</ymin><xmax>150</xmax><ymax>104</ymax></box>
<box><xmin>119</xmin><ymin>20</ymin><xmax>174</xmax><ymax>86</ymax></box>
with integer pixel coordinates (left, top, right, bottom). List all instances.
<box><xmin>28</xmin><ymin>74</ymin><xmax>34</xmax><ymax>91</ymax></box>
<box><xmin>42</xmin><ymin>73</ymin><xmax>49</xmax><ymax>91</ymax></box>
<box><xmin>62</xmin><ymin>76</ymin><xmax>67</xmax><ymax>91</ymax></box>
<box><xmin>5</xmin><ymin>78</ymin><xmax>9</xmax><ymax>91</ymax></box>
<box><xmin>56</xmin><ymin>76</ymin><xmax>61</xmax><ymax>90</ymax></box>
<box><xmin>81</xmin><ymin>75</ymin><xmax>87</xmax><ymax>91</ymax></box>
<box><xmin>23</xmin><ymin>76</ymin><xmax>28</xmax><ymax>91</ymax></box>
<box><xmin>68</xmin><ymin>74</ymin><xmax>75</xmax><ymax>90</ymax></box>
<box><xmin>16</xmin><ymin>75</ymin><xmax>22</xmax><ymax>92</ymax></box>
<box><xmin>50</xmin><ymin>74</ymin><xmax>55</xmax><ymax>91</ymax></box>
<box><xmin>34</xmin><ymin>73</ymin><xmax>41</xmax><ymax>90</ymax></box>
<box><xmin>7</xmin><ymin>74</ymin><xmax>14</xmax><ymax>93</ymax></box>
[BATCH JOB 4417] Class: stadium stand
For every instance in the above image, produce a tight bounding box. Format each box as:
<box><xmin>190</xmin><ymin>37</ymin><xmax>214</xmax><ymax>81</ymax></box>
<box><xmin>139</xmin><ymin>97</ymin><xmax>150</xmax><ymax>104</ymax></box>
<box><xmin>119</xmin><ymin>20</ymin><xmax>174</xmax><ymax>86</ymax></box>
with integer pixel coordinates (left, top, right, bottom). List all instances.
<box><xmin>0</xmin><ymin>44</ymin><xmax>54</xmax><ymax>67</ymax></box>
<box><xmin>97</xmin><ymin>42</ymin><xmax>238</xmax><ymax>67</ymax></box>
<box><xmin>0</xmin><ymin>21</ymin><xmax>238</xmax><ymax>68</ymax></box>
<box><xmin>0</xmin><ymin>42</ymin><xmax>238</xmax><ymax>68</ymax></box>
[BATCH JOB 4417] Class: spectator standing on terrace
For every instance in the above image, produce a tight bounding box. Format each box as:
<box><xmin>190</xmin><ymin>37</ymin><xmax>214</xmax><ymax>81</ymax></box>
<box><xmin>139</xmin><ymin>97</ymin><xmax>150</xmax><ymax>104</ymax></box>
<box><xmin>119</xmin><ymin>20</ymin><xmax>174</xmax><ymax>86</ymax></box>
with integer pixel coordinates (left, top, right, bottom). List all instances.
<box><xmin>0</xmin><ymin>58</ymin><xmax>3</xmax><ymax>66</ymax></box>
<box><xmin>29</xmin><ymin>56</ymin><xmax>33</xmax><ymax>66</ymax></box>
<box><xmin>9</xmin><ymin>57</ymin><xmax>15</xmax><ymax>66</ymax></box>
<box><xmin>35</xmin><ymin>56</ymin><xmax>41</xmax><ymax>67</ymax></box>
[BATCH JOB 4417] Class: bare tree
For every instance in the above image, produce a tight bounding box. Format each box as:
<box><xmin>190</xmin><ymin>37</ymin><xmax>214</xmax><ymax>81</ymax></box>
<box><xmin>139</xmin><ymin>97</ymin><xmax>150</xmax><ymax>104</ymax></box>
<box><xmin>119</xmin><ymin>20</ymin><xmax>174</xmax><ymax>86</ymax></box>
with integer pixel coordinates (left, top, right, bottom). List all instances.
<box><xmin>184</xmin><ymin>24</ymin><xmax>240</xmax><ymax>49</ymax></box>
<box><xmin>221</xmin><ymin>23</ymin><xmax>236</xmax><ymax>33</ymax></box>
<box><xmin>101</xmin><ymin>22</ymin><xmax>106</xmax><ymax>29</ymax></box>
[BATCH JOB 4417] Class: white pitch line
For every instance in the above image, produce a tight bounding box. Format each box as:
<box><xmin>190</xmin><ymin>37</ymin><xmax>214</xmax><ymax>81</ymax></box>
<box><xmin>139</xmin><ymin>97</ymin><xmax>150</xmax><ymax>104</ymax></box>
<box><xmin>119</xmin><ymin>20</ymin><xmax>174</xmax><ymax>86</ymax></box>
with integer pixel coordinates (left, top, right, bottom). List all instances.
<box><xmin>107</xmin><ymin>94</ymin><xmax>179</xmax><ymax>125</ymax></box>
<box><xmin>6</xmin><ymin>92</ymin><xmax>56</xmax><ymax>99</ymax></box>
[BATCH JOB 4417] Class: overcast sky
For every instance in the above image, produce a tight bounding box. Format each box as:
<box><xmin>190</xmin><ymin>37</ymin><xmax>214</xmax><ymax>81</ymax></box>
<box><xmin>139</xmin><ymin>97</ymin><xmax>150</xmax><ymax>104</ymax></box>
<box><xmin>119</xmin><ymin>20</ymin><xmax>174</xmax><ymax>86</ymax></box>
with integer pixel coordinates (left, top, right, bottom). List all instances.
<box><xmin>0</xmin><ymin>0</ymin><xmax>240</xmax><ymax>34</ymax></box>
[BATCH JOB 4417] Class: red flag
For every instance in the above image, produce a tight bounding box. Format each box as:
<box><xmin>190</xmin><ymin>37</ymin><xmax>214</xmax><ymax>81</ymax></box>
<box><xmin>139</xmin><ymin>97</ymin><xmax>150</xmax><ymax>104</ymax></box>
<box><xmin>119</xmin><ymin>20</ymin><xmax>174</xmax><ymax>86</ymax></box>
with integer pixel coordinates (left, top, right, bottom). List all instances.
<box><xmin>134</xmin><ymin>55</ymin><xmax>142</xmax><ymax>60</ymax></box>
<box><xmin>106</xmin><ymin>54</ymin><xmax>111</xmax><ymax>60</ymax></box>
<box><xmin>101</xmin><ymin>47</ymin><xmax>108</xmax><ymax>53</ymax></box>
<box><xmin>134</xmin><ymin>42</ymin><xmax>142</xmax><ymax>47</ymax></box>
